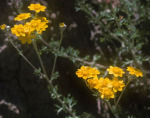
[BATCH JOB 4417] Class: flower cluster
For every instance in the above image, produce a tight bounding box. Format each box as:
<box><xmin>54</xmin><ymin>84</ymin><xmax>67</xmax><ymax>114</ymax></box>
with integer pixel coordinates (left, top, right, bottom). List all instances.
<box><xmin>11</xmin><ymin>3</ymin><xmax>48</xmax><ymax>44</ymax></box>
<box><xmin>76</xmin><ymin>66</ymin><xmax>143</xmax><ymax>100</ymax></box>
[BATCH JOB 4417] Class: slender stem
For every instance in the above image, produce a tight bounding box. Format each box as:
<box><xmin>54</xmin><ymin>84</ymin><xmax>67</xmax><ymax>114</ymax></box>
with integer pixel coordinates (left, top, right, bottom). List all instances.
<box><xmin>114</xmin><ymin>93</ymin><xmax>116</xmax><ymax>105</ymax></box>
<box><xmin>106</xmin><ymin>101</ymin><xmax>113</xmax><ymax>114</ymax></box>
<box><xmin>106</xmin><ymin>100</ymin><xmax>119</xmax><ymax>118</ymax></box>
<box><xmin>50</xmin><ymin>31</ymin><xmax>63</xmax><ymax>79</ymax></box>
<box><xmin>115</xmin><ymin>78</ymin><xmax>131</xmax><ymax>108</ymax></box>
<box><xmin>7</xmin><ymin>33</ymin><xmax>45</xmax><ymax>77</ymax></box>
<box><xmin>32</xmin><ymin>37</ymin><xmax>77</xmax><ymax>117</ymax></box>
<box><xmin>32</xmin><ymin>38</ymin><xmax>51</xmax><ymax>84</ymax></box>
<box><xmin>10</xmin><ymin>40</ymin><xmax>36</xmax><ymax>70</ymax></box>
<box><xmin>35</xmin><ymin>12</ymin><xmax>38</xmax><ymax>18</ymax></box>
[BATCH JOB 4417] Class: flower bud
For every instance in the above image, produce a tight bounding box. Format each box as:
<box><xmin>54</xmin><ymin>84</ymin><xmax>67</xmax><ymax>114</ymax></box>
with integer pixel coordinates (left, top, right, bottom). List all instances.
<box><xmin>59</xmin><ymin>22</ymin><xmax>66</xmax><ymax>32</ymax></box>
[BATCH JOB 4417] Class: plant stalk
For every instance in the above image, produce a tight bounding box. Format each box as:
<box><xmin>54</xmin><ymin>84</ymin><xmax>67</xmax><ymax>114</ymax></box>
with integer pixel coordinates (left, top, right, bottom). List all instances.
<box><xmin>32</xmin><ymin>37</ymin><xmax>77</xmax><ymax>117</ymax></box>
<box><xmin>115</xmin><ymin>78</ymin><xmax>131</xmax><ymax>108</ymax></box>
<box><xmin>106</xmin><ymin>100</ymin><xmax>119</xmax><ymax>118</ymax></box>
<box><xmin>50</xmin><ymin>31</ymin><xmax>63</xmax><ymax>79</ymax></box>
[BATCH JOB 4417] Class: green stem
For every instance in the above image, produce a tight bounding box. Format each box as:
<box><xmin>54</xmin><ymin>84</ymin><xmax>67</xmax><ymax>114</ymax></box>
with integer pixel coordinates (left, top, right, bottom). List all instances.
<box><xmin>115</xmin><ymin>78</ymin><xmax>131</xmax><ymax>108</ymax></box>
<box><xmin>10</xmin><ymin>39</ymin><xmax>36</xmax><ymax>70</ymax></box>
<box><xmin>106</xmin><ymin>100</ymin><xmax>119</xmax><ymax>118</ymax></box>
<box><xmin>114</xmin><ymin>93</ymin><xmax>116</xmax><ymax>105</ymax></box>
<box><xmin>35</xmin><ymin>12</ymin><xmax>38</xmax><ymax>18</ymax></box>
<box><xmin>32</xmin><ymin>38</ymin><xmax>51</xmax><ymax>84</ymax></box>
<box><xmin>50</xmin><ymin>31</ymin><xmax>63</xmax><ymax>79</ymax></box>
<box><xmin>106</xmin><ymin>100</ymin><xmax>113</xmax><ymax>114</ymax></box>
<box><xmin>32</xmin><ymin>37</ymin><xmax>77</xmax><ymax>117</ymax></box>
<box><xmin>7</xmin><ymin>32</ymin><xmax>44</xmax><ymax>77</ymax></box>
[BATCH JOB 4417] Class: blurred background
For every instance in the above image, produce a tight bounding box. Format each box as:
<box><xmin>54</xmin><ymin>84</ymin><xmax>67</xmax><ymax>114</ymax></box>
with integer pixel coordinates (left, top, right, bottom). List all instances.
<box><xmin>0</xmin><ymin>0</ymin><xmax>150</xmax><ymax>118</ymax></box>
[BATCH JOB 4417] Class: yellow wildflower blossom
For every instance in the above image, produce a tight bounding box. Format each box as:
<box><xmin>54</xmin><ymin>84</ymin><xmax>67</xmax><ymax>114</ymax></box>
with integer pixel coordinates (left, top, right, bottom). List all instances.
<box><xmin>100</xmin><ymin>88</ymin><xmax>114</xmax><ymax>100</ymax></box>
<box><xmin>24</xmin><ymin>22</ymin><xmax>34</xmax><ymax>33</ymax></box>
<box><xmin>59</xmin><ymin>22</ymin><xmax>66</xmax><ymax>28</ymax></box>
<box><xmin>29</xmin><ymin>19</ymin><xmax>48</xmax><ymax>34</ymax></box>
<box><xmin>10</xmin><ymin>3</ymin><xmax>48</xmax><ymax>44</ymax></box>
<box><xmin>96</xmin><ymin>77</ymin><xmax>112</xmax><ymax>92</ymax></box>
<box><xmin>111</xmin><ymin>77</ymin><xmax>125</xmax><ymax>92</ymax></box>
<box><xmin>87</xmin><ymin>76</ymin><xmax>99</xmax><ymax>89</ymax></box>
<box><xmin>59</xmin><ymin>22</ymin><xmax>66</xmax><ymax>32</ymax></box>
<box><xmin>36</xmin><ymin>17</ymin><xmax>49</xmax><ymax>23</ymax></box>
<box><xmin>0</xmin><ymin>24</ymin><xmax>6</xmax><ymax>30</ymax></box>
<box><xmin>30</xmin><ymin>19</ymin><xmax>41</xmax><ymax>30</ymax></box>
<box><xmin>36</xmin><ymin>22</ymin><xmax>48</xmax><ymax>34</ymax></box>
<box><xmin>18</xmin><ymin>34</ymin><xmax>35</xmax><ymax>44</ymax></box>
<box><xmin>28</xmin><ymin>3</ymin><xmax>46</xmax><ymax>13</ymax></box>
<box><xmin>107</xmin><ymin>66</ymin><xmax>125</xmax><ymax>77</ymax></box>
<box><xmin>76</xmin><ymin>66</ymin><xmax>100</xmax><ymax>80</ymax></box>
<box><xmin>11</xmin><ymin>24</ymin><xmax>26</xmax><ymax>37</ymax></box>
<box><xmin>14</xmin><ymin>13</ymin><xmax>31</xmax><ymax>21</ymax></box>
<box><xmin>11</xmin><ymin>23</ymin><xmax>36</xmax><ymax>44</ymax></box>
<box><xmin>31</xmin><ymin>17</ymin><xmax>48</xmax><ymax>34</ymax></box>
<box><xmin>126</xmin><ymin>66</ymin><xmax>143</xmax><ymax>77</ymax></box>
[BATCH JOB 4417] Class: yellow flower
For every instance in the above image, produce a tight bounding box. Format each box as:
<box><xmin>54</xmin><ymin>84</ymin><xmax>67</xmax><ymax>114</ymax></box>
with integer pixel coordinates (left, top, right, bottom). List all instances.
<box><xmin>107</xmin><ymin>66</ymin><xmax>125</xmax><ymax>77</ymax></box>
<box><xmin>14</xmin><ymin>13</ymin><xmax>31</xmax><ymax>21</ymax></box>
<box><xmin>11</xmin><ymin>24</ymin><xmax>26</xmax><ymax>37</ymax></box>
<box><xmin>11</xmin><ymin>5</ymin><xmax>48</xmax><ymax>44</ymax></box>
<box><xmin>87</xmin><ymin>76</ymin><xmax>99</xmax><ymax>89</ymax></box>
<box><xmin>11</xmin><ymin>20</ymin><xmax>48</xmax><ymax>44</ymax></box>
<box><xmin>100</xmin><ymin>88</ymin><xmax>114</xmax><ymax>100</ymax></box>
<box><xmin>76</xmin><ymin>66</ymin><xmax>100</xmax><ymax>79</ymax></box>
<box><xmin>31</xmin><ymin>18</ymin><xmax>48</xmax><ymax>34</ymax></box>
<box><xmin>59</xmin><ymin>22</ymin><xmax>66</xmax><ymax>28</ymax></box>
<box><xmin>24</xmin><ymin>22</ymin><xmax>34</xmax><ymax>33</ymax></box>
<box><xmin>36</xmin><ymin>17</ymin><xmax>49</xmax><ymax>23</ymax></box>
<box><xmin>29</xmin><ymin>19</ymin><xmax>48</xmax><ymax>34</ymax></box>
<box><xmin>36</xmin><ymin>22</ymin><xmax>48</xmax><ymax>34</ymax></box>
<box><xmin>59</xmin><ymin>22</ymin><xmax>66</xmax><ymax>32</ymax></box>
<box><xmin>18</xmin><ymin>34</ymin><xmax>35</xmax><ymax>44</ymax></box>
<box><xmin>11</xmin><ymin>23</ymin><xmax>35</xmax><ymax>44</ymax></box>
<box><xmin>111</xmin><ymin>77</ymin><xmax>125</xmax><ymax>92</ymax></box>
<box><xmin>28</xmin><ymin>3</ymin><xmax>46</xmax><ymax>13</ymax></box>
<box><xmin>30</xmin><ymin>19</ymin><xmax>41</xmax><ymax>30</ymax></box>
<box><xmin>96</xmin><ymin>77</ymin><xmax>112</xmax><ymax>92</ymax></box>
<box><xmin>0</xmin><ymin>24</ymin><xmax>6</xmax><ymax>30</ymax></box>
<box><xmin>126</xmin><ymin>66</ymin><xmax>143</xmax><ymax>77</ymax></box>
